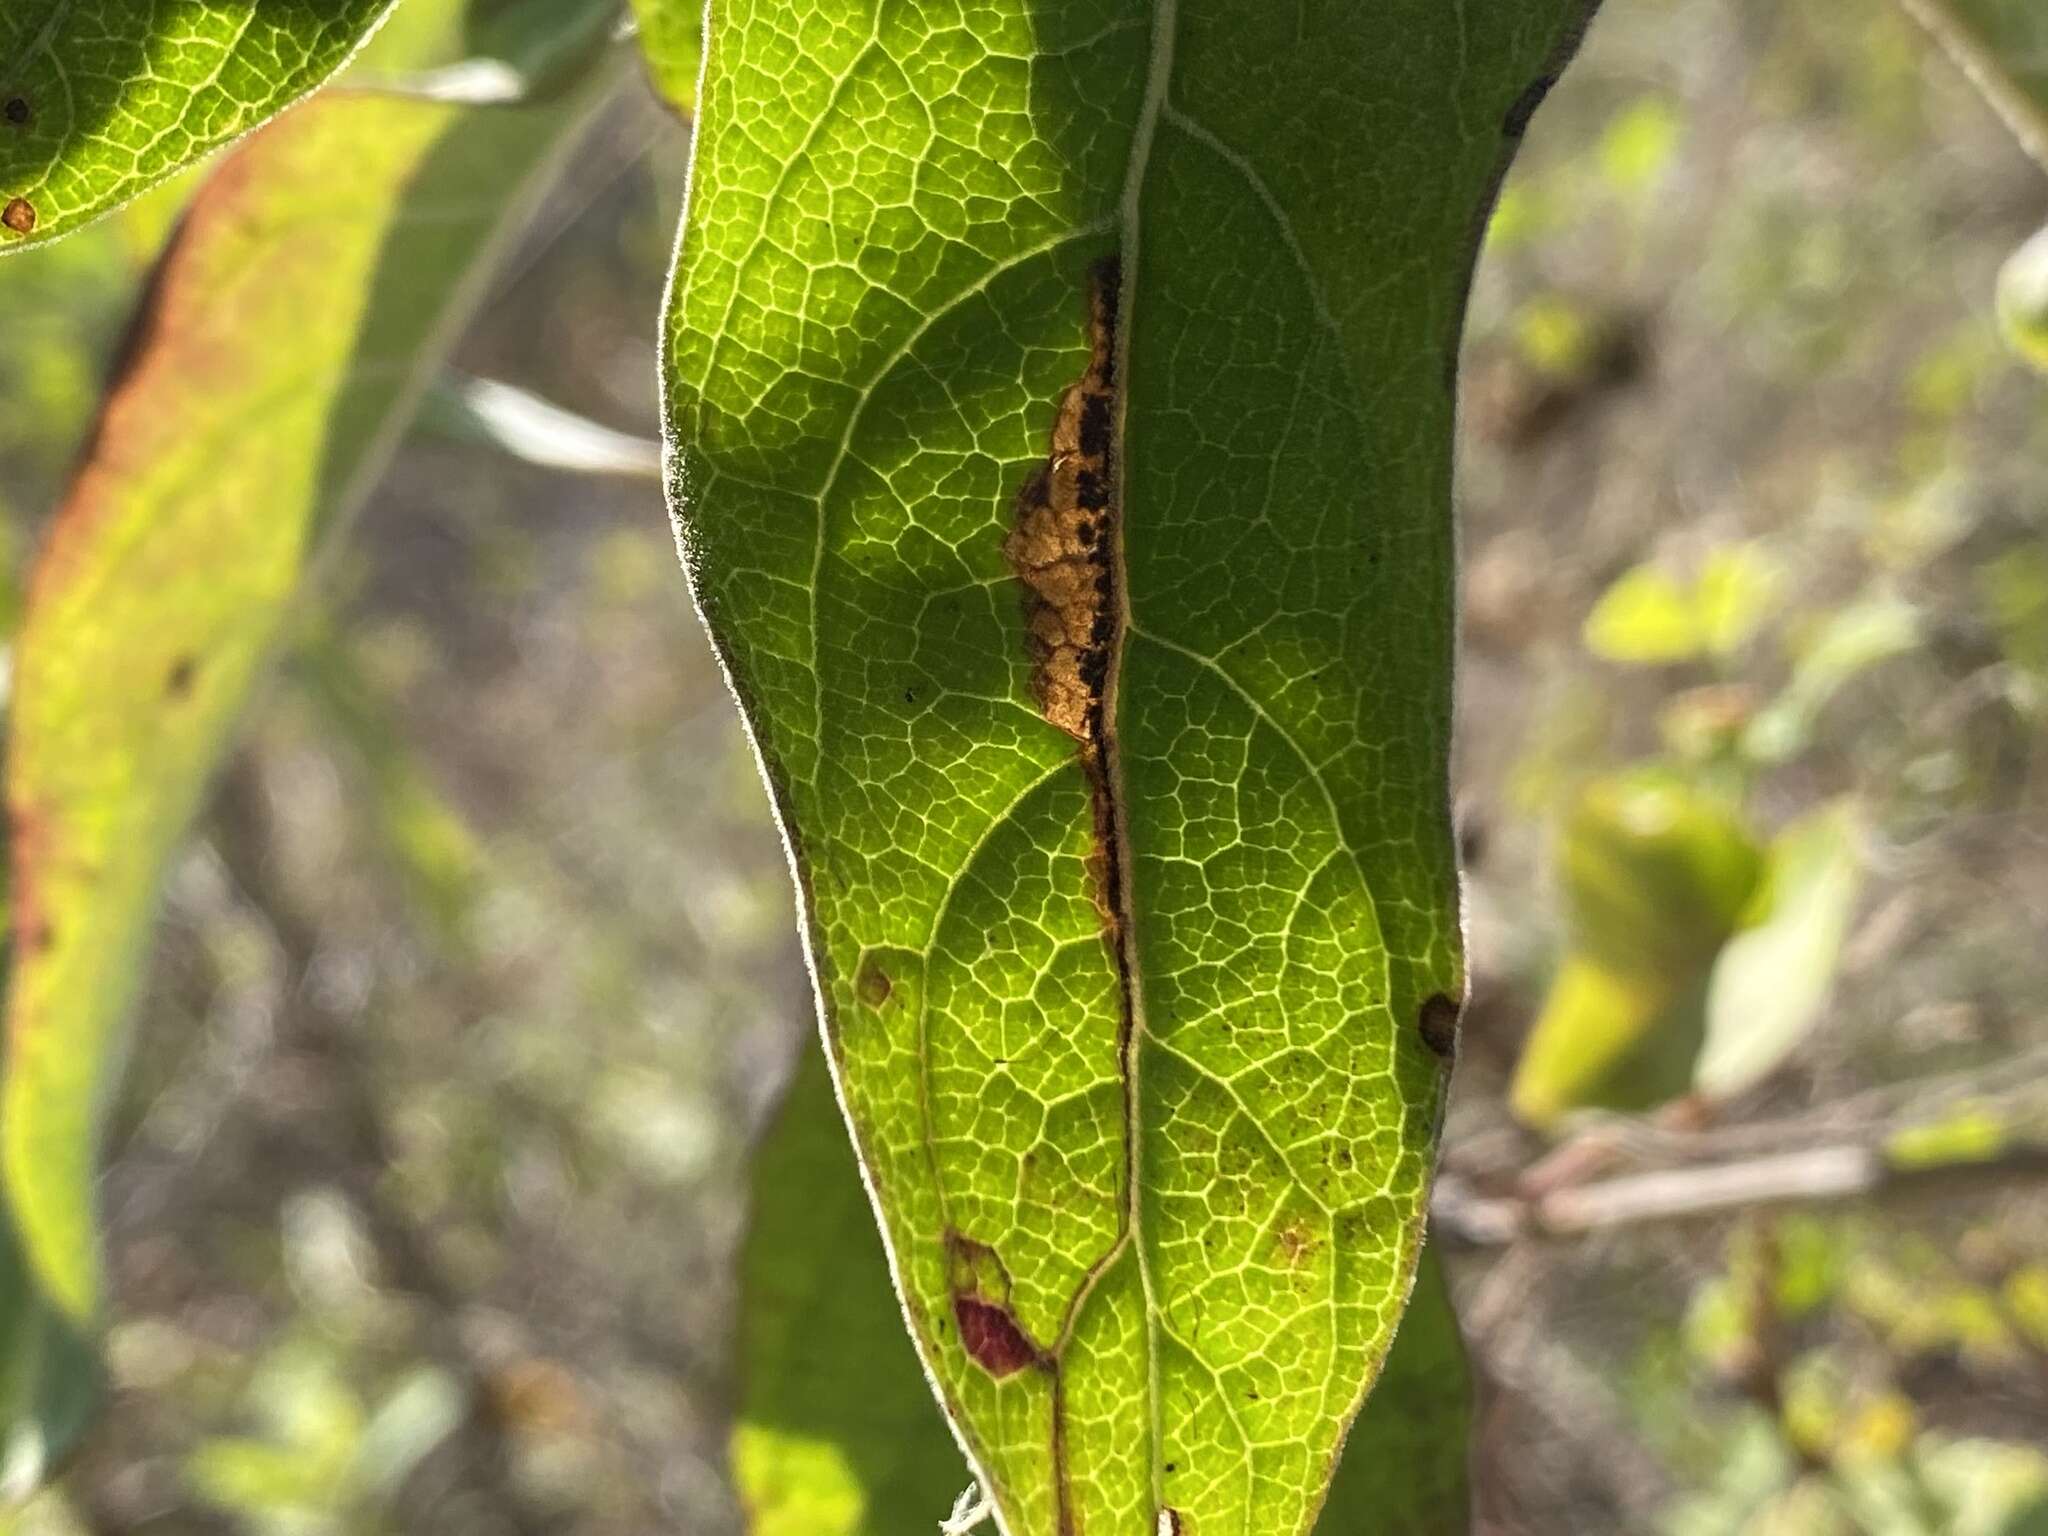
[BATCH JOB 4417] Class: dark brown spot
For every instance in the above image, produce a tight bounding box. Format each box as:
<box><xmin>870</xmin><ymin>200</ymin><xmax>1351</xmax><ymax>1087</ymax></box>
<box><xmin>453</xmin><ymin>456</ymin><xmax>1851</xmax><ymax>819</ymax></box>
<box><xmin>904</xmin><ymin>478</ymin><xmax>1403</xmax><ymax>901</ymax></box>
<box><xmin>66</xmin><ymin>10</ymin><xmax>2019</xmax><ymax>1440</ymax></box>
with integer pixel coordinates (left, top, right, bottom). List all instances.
<box><xmin>1163</xmin><ymin>1511</ymin><xmax>1185</xmax><ymax>1536</ymax></box>
<box><xmin>1417</xmin><ymin>992</ymin><xmax>1460</xmax><ymax>1060</ymax></box>
<box><xmin>953</xmin><ymin>1295</ymin><xmax>1042</xmax><ymax>1378</ymax></box>
<box><xmin>1502</xmin><ymin>74</ymin><xmax>1557</xmax><ymax>139</ymax></box>
<box><xmin>165</xmin><ymin>654</ymin><xmax>198</xmax><ymax>699</ymax></box>
<box><xmin>2</xmin><ymin>197</ymin><xmax>35</xmax><ymax>235</ymax></box>
<box><xmin>3</xmin><ymin>97</ymin><xmax>29</xmax><ymax>127</ymax></box>
<box><xmin>855</xmin><ymin>954</ymin><xmax>892</xmax><ymax>1008</ymax></box>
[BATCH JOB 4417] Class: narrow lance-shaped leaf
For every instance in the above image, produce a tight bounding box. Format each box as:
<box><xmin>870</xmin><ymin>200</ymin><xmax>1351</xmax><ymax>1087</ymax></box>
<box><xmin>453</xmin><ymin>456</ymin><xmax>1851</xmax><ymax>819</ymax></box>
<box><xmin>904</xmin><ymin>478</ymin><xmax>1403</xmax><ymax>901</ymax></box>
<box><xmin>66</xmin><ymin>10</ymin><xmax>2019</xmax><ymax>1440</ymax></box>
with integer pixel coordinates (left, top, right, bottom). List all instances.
<box><xmin>665</xmin><ymin>3</ymin><xmax>1592</xmax><ymax>1532</ymax></box>
<box><xmin>735</xmin><ymin>1048</ymin><xmax>1473</xmax><ymax>1536</ymax></box>
<box><xmin>2</xmin><ymin>68</ymin><xmax>610</xmax><ymax>1324</ymax></box>
<box><xmin>0</xmin><ymin>1</ymin><xmax>398</xmax><ymax>251</ymax></box>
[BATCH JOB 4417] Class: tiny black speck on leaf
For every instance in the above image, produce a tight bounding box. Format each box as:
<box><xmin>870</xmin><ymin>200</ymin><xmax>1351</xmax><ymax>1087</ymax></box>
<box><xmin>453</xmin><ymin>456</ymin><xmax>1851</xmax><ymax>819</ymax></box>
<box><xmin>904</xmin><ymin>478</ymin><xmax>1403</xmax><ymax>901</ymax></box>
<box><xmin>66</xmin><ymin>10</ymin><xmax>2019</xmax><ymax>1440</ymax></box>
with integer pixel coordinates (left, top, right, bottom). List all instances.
<box><xmin>3</xmin><ymin>97</ymin><xmax>29</xmax><ymax>126</ymax></box>
<box><xmin>165</xmin><ymin>655</ymin><xmax>199</xmax><ymax>699</ymax></box>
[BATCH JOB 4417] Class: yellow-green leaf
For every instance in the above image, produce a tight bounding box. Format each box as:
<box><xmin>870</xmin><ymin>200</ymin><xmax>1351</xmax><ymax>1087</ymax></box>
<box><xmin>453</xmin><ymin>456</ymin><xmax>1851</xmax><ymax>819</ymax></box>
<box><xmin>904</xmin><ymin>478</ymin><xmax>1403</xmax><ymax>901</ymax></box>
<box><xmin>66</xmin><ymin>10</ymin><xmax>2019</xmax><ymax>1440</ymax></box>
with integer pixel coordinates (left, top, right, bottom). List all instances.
<box><xmin>665</xmin><ymin>2</ymin><xmax>1595</xmax><ymax>1529</ymax></box>
<box><xmin>1</xmin><ymin>77</ymin><xmax>604</xmax><ymax>1324</ymax></box>
<box><xmin>737</xmin><ymin>1048</ymin><xmax>1473</xmax><ymax>1536</ymax></box>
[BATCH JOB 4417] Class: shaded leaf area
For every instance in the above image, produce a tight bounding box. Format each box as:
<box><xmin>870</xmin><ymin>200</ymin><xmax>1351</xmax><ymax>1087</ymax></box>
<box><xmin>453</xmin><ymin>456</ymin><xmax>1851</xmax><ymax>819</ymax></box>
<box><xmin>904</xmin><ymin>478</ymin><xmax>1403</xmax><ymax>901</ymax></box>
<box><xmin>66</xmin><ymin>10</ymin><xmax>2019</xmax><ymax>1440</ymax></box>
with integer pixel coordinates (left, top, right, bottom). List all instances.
<box><xmin>666</xmin><ymin>4</ymin><xmax>1592</xmax><ymax>1528</ymax></box>
<box><xmin>628</xmin><ymin>0</ymin><xmax>701</xmax><ymax>116</ymax></box>
<box><xmin>1</xmin><ymin>77</ymin><xmax>605</xmax><ymax>1326</ymax></box>
<box><xmin>0</xmin><ymin>0</ymin><xmax>396</xmax><ymax>251</ymax></box>
<box><xmin>1511</xmin><ymin>776</ymin><xmax>1865</xmax><ymax>1129</ymax></box>
<box><xmin>736</xmin><ymin>1049</ymin><xmax>1471</xmax><ymax>1536</ymax></box>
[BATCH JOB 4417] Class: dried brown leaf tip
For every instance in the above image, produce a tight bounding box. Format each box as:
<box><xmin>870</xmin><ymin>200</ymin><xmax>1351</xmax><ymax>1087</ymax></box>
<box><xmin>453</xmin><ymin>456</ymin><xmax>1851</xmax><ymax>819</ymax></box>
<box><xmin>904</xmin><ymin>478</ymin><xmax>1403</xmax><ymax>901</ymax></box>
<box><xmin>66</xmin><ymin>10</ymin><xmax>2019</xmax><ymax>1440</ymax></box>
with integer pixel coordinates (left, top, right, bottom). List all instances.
<box><xmin>1005</xmin><ymin>257</ymin><xmax>1120</xmax><ymax>742</ymax></box>
<box><xmin>2</xmin><ymin>197</ymin><xmax>35</xmax><ymax>235</ymax></box>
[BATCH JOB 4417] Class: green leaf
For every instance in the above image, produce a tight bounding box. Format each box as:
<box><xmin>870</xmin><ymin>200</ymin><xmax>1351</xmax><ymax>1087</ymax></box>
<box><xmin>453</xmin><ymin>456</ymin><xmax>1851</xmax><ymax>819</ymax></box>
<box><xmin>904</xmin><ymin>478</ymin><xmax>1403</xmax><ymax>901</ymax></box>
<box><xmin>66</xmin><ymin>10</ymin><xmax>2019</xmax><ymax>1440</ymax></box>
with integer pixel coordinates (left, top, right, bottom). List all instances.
<box><xmin>629</xmin><ymin>0</ymin><xmax>701</xmax><ymax>115</ymax></box>
<box><xmin>0</xmin><ymin>1</ymin><xmax>398</xmax><ymax>252</ymax></box>
<box><xmin>733</xmin><ymin>1047</ymin><xmax>969</xmax><ymax>1536</ymax></box>
<box><xmin>1697</xmin><ymin>801</ymin><xmax>1863</xmax><ymax>1099</ymax></box>
<box><xmin>737</xmin><ymin>1049</ymin><xmax>1473</xmax><ymax>1536</ymax></box>
<box><xmin>1</xmin><ymin>75</ymin><xmax>607</xmax><ymax>1325</ymax></box>
<box><xmin>1511</xmin><ymin>773</ymin><xmax>1763</xmax><ymax>1128</ymax></box>
<box><xmin>666</xmin><ymin>4</ymin><xmax>1589</xmax><ymax>1529</ymax></box>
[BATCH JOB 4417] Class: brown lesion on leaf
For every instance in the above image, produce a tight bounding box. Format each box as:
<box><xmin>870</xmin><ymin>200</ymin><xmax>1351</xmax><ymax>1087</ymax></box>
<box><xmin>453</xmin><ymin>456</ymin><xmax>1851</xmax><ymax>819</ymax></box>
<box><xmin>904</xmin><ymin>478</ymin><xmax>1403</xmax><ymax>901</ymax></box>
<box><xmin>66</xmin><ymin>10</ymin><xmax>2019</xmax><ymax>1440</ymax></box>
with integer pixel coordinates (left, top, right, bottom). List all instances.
<box><xmin>1417</xmin><ymin>991</ymin><xmax>1460</xmax><ymax>1060</ymax></box>
<box><xmin>2</xmin><ymin>197</ymin><xmax>35</xmax><ymax>235</ymax></box>
<box><xmin>945</xmin><ymin>1229</ymin><xmax>1050</xmax><ymax>1379</ymax></box>
<box><xmin>1005</xmin><ymin>256</ymin><xmax>1120</xmax><ymax>747</ymax></box>
<box><xmin>854</xmin><ymin>951</ymin><xmax>893</xmax><ymax>1008</ymax></box>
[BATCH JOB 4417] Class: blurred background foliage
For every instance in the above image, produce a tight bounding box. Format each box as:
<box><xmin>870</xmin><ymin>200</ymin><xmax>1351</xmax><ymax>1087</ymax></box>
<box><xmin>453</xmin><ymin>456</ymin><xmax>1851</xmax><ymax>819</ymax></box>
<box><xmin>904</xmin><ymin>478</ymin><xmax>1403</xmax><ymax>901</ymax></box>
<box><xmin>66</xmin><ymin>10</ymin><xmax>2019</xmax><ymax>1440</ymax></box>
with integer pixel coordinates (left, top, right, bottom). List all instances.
<box><xmin>0</xmin><ymin>0</ymin><xmax>2044</xmax><ymax>1531</ymax></box>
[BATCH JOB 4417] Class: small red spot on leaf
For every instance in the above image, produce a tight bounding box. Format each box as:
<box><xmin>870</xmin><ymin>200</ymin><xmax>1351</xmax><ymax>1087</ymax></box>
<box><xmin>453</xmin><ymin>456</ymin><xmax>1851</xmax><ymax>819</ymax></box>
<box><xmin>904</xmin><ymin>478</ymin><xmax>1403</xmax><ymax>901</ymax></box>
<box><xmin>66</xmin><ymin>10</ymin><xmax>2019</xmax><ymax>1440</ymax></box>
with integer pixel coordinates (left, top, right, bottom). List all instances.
<box><xmin>953</xmin><ymin>1295</ymin><xmax>1041</xmax><ymax>1378</ymax></box>
<box><xmin>2</xmin><ymin>197</ymin><xmax>35</xmax><ymax>234</ymax></box>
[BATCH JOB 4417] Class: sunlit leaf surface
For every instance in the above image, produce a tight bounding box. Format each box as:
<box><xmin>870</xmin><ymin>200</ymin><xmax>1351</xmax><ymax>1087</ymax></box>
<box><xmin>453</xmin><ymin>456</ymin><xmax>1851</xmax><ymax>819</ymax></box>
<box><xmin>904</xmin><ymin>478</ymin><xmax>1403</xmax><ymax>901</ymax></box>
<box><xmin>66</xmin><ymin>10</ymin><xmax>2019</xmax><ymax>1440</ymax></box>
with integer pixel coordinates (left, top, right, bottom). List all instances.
<box><xmin>0</xmin><ymin>1</ymin><xmax>397</xmax><ymax>251</ymax></box>
<box><xmin>1</xmin><ymin>78</ymin><xmax>603</xmax><ymax>1324</ymax></box>
<box><xmin>665</xmin><ymin>2</ymin><xmax>1593</xmax><ymax>1529</ymax></box>
<box><xmin>737</xmin><ymin>1049</ymin><xmax>1473</xmax><ymax>1536</ymax></box>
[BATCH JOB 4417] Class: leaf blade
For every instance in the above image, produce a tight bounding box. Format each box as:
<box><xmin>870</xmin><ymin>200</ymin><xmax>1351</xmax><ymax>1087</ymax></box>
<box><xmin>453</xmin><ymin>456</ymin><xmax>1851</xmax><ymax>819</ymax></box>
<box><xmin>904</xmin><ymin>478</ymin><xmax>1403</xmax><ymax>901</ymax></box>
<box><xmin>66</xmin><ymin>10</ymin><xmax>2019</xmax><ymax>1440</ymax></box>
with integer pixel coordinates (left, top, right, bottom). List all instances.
<box><xmin>736</xmin><ymin>1048</ymin><xmax>1474</xmax><ymax>1536</ymax></box>
<box><xmin>1</xmin><ymin>75</ymin><xmax>605</xmax><ymax>1324</ymax></box>
<box><xmin>0</xmin><ymin>1</ymin><xmax>399</xmax><ymax>251</ymax></box>
<box><xmin>667</xmin><ymin>2</ymin><xmax>1592</xmax><ymax>1531</ymax></box>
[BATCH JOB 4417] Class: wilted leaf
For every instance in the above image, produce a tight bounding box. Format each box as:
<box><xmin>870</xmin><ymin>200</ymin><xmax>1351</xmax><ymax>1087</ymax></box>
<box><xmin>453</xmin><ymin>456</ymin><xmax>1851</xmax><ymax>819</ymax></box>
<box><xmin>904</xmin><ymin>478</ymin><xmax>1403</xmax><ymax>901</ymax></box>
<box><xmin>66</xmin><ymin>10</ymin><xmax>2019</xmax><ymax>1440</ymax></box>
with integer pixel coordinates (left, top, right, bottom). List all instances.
<box><xmin>1697</xmin><ymin>802</ymin><xmax>1863</xmax><ymax>1099</ymax></box>
<box><xmin>666</xmin><ymin>5</ymin><xmax>1592</xmax><ymax>1529</ymax></box>
<box><xmin>737</xmin><ymin>1049</ymin><xmax>1473</xmax><ymax>1536</ymax></box>
<box><xmin>1512</xmin><ymin>773</ymin><xmax>1763</xmax><ymax>1128</ymax></box>
<box><xmin>0</xmin><ymin>2</ymin><xmax>397</xmax><ymax>251</ymax></box>
<box><xmin>1</xmin><ymin>76</ymin><xmax>608</xmax><ymax>1324</ymax></box>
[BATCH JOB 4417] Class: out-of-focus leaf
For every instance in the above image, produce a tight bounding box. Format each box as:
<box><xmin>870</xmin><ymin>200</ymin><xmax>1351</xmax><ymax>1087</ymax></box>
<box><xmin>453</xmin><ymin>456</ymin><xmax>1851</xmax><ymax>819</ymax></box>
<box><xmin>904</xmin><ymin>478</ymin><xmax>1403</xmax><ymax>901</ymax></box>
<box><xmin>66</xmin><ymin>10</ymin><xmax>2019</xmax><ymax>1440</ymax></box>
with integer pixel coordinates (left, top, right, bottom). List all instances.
<box><xmin>1</xmin><ymin>76</ymin><xmax>608</xmax><ymax>1325</ymax></box>
<box><xmin>667</xmin><ymin>3</ymin><xmax>1594</xmax><ymax>1529</ymax></box>
<box><xmin>1694</xmin><ymin>546</ymin><xmax>1784</xmax><ymax>658</ymax></box>
<box><xmin>1833</xmin><ymin>1436</ymin><xmax>2048</xmax><ymax>1536</ymax></box>
<box><xmin>629</xmin><ymin>0</ymin><xmax>700</xmax><ymax>116</ymax></box>
<box><xmin>1584</xmin><ymin>545</ymin><xmax>1781</xmax><ymax>667</ymax></box>
<box><xmin>0</xmin><ymin>1216</ymin><xmax>96</xmax><ymax>1505</ymax></box>
<box><xmin>737</xmin><ymin>1049</ymin><xmax>1475</xmax><ymax>1536</ymax></box>
<box><xmin>1697</xmin><ymin>802</ymin><xmax>1863</xmax><ymax>1099</ymax></box>
<box><xmin>297</xmin><ymin>631</ymin><xmax>485</xmax><ymax>941</ymax></box>
<box><xmin>732</xmin><ymin>1047</ymin><xmax>966</xmax><ymax>1536</ymax></box>
<box><xmin>348</xmin><ymin>1368</ymin><xmax>465</xmax><ymax>1500</ymax></box>
<box><xmin>2000</xmin><ymin>226</ymin><xmax>2048</xmax><ymax>372</ymax></box>
<box><xmin>1744</xmin><ymin>599</ymin><xmax>1922</xmax><ymax>763</ymax></box>
<box><xmin>0</xmin><ymin>2</ymin><xmax>398</xmax><ymax>251</ymax></box>
<box><xmin>1904</xmin><ymin>0</ymin><xmax>2048</xmax><ymax>172</ymax></box>
<box><xmin>422</xmin><ymin>375</ymin><xmax>663</xmax><ymax>480</ymax></box>
<box><xmin>1512</xmin><ymin>773</ymin><xmax>1764</xmax><ymax>1128</ymax></box>
<box><xmin>1585</xmin><ymin>566</ymin><xmax>1701</xmax><ymax>664</ymax></box>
